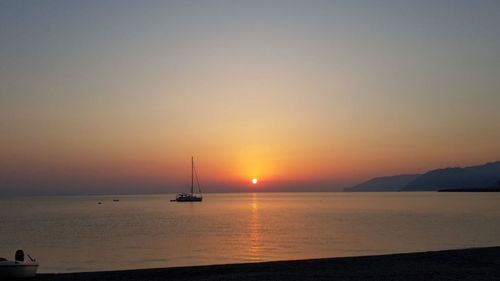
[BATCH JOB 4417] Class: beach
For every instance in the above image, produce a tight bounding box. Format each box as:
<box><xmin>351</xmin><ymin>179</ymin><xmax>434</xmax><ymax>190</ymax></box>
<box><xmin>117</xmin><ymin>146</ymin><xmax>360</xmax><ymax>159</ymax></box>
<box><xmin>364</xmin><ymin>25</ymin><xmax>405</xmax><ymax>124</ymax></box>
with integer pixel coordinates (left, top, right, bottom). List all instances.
<box><xmin>36</xmin><ymin>246</ymin><xmax>500</xmax><ymax>281</ymax></box>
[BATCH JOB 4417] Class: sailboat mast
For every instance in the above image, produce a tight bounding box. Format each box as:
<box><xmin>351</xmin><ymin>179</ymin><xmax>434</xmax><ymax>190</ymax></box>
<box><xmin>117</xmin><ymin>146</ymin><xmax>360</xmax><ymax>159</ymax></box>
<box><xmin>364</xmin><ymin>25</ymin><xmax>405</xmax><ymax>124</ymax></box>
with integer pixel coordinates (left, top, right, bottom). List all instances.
<box><xmin>191</xmin><ymin>156</ymin><xmax>194</xmax><ymax>195</ymax></box>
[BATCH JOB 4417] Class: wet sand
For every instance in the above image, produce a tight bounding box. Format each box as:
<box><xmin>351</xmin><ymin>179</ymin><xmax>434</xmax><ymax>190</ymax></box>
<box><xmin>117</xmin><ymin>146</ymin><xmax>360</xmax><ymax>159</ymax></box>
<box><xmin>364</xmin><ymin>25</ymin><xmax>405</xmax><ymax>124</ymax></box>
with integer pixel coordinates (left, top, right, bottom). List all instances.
<box><xmin>36</xmin><ymin>246</ymin><xmax>500</xmax><ymax>281</ymax></box>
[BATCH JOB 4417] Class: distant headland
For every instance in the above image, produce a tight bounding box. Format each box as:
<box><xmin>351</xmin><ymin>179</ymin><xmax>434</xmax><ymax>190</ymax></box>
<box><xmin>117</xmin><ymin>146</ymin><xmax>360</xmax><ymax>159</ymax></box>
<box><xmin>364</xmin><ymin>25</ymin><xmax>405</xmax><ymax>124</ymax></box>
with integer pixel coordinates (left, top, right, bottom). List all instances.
<box><xmin>345</xmin><ymin>161</ymin><xmax>500</xmax><ymax>192</ymax></box>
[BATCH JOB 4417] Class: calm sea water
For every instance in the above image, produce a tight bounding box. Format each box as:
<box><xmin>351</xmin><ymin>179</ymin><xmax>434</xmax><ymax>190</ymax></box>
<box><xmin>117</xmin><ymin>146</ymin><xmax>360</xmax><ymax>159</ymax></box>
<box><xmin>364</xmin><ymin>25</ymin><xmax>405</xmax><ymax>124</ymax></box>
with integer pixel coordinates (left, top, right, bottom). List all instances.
<box><xmin>1</xmin><ymin>192</ymin><xmax>500</xmax><ymax>273</ymax></box>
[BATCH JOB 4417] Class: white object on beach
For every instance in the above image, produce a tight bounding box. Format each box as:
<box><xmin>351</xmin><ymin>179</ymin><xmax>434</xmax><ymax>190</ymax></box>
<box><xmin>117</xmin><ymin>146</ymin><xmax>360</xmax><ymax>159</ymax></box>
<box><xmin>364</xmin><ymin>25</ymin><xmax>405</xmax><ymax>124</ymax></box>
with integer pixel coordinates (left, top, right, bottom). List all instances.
<box><xmin>0</xmin><ymin>250</ymin><xmax>39</xmax><ymax>278</ymax></box>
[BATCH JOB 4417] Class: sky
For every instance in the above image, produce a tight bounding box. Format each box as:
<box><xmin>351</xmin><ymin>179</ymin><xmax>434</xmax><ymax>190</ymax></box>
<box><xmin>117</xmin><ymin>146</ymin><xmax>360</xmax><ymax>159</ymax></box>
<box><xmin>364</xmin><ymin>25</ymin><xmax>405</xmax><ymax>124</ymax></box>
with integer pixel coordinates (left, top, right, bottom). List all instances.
<box><xmin>1</xmin><ymin>0</ymin><xmax>500</xmax><ymax>195</ymax></box>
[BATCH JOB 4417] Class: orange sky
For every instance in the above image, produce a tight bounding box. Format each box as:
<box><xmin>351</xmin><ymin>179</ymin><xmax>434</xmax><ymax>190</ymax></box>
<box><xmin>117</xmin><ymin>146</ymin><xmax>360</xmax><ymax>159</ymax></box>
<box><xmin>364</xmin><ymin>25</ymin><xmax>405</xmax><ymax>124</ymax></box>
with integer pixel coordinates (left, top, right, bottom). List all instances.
<box><xmin>1</xmin><ymin>1</ymin><xmax>500</xmax><ymax>195</ymax></box>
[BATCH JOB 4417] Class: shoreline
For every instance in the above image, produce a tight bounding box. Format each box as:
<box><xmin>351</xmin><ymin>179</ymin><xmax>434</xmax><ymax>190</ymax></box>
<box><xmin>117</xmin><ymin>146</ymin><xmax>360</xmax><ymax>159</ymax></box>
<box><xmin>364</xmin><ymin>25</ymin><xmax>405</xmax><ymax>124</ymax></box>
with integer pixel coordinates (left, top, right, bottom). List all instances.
<box><xmin>36</xmin><ymin>246</ymin><xmax>500</xmax><ymax>281</ymax></box>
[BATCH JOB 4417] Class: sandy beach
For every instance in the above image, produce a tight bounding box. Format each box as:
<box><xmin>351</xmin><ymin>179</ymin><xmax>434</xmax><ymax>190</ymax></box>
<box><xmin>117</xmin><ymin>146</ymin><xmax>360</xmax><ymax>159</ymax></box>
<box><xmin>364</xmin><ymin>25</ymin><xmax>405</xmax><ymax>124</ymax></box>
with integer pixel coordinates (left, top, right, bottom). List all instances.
<box><xmin>35</xmin><ymin>246</ymin><xmax>500</xmax><ymax>281</ymax></box>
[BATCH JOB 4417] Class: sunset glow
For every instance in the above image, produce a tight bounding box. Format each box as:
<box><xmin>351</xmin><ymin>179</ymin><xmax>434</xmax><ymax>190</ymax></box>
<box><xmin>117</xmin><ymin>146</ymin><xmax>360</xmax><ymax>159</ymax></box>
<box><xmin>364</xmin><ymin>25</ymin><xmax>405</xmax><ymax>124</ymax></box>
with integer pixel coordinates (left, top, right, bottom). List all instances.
<box><xmin>1</xmin><ymin>1</ymin><xmax>499</xmax><ymax>196</ymax></box>
<box><xmin>2</xmin><ymin>3</ymin><xmax>500</xmax><ymax>281</ymax></box>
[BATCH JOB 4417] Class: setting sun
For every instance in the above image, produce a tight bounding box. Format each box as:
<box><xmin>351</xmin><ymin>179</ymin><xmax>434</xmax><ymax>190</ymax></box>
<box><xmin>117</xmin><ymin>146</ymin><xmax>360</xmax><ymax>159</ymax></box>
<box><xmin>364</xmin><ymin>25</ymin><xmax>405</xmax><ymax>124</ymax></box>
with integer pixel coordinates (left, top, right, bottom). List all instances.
<box><xmin>251</xmin><ymin>178</ymin><xmax>258</xmax><ymax>185</ymax></box>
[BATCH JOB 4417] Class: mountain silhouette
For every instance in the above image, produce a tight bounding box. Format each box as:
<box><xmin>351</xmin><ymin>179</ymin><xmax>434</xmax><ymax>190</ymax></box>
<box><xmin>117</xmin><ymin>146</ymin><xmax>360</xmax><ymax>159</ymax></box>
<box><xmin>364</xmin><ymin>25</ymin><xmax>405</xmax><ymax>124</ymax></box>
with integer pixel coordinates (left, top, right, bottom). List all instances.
<box><xmin>344</xmin><ymin>174</ymin><xmax>420</xmax><ymax>192</ymax></box>
<box><xmin>403</xmin><ymin>161</ymin><xmax>500</xmax><ymax>191</ymax></box>
<box><xmin>346</xmin><ymin>161</ymin><xmax>500</xmax><ymax>192</ymax></box>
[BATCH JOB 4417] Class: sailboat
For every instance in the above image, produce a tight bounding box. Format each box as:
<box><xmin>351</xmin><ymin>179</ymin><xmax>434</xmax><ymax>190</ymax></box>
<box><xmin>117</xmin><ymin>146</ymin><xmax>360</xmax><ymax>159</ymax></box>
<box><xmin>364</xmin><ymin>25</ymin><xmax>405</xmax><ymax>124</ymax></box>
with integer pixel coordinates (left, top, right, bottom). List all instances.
<box><xmin>173</xmin><ymin>157</ymin><xmax>203</xmax><ymax>202</ymax></box>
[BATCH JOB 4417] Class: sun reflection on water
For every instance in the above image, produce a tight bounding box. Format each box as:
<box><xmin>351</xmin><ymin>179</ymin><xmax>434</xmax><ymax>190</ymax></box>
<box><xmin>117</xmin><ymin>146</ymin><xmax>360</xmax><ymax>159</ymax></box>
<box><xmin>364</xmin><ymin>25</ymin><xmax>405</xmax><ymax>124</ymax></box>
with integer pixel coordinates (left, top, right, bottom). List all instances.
<box><xmin>249</xmin><ymin>193</ymin><xmax>261</xmax><ymax>261</ymax></box>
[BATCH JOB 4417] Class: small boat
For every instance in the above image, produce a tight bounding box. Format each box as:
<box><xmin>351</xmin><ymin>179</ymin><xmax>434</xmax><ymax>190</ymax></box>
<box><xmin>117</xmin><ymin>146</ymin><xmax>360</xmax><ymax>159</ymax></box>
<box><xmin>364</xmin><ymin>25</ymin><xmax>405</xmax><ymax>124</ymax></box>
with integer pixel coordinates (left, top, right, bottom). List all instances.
<box><xmin>0</xmin><ymin>250</ymin><xmax>39</xmax><ymax>278</ymax></box>
<box><xmin>173</xmin><ymin>157</ymin><xmax>203</xmax><ymax>202</ymax></box>
<box><xmin>175</xmin><ymin>192</ymin><xmax>203</xmax><ymax>202</ymax></box>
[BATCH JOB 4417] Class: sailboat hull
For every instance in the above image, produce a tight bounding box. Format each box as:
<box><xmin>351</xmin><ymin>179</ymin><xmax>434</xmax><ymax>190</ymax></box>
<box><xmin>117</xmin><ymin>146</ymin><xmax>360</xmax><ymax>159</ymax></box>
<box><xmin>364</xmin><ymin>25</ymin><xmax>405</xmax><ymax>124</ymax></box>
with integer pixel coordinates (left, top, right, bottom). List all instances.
<box><xmin>174</xmin><ymin>192</ymin><xmax>202</xmax><ymax>202</ymax></box>
<box><xmin>175</xmin><ymin>196</ymin><xmax>203</xmax><ymax>202</ymax></box>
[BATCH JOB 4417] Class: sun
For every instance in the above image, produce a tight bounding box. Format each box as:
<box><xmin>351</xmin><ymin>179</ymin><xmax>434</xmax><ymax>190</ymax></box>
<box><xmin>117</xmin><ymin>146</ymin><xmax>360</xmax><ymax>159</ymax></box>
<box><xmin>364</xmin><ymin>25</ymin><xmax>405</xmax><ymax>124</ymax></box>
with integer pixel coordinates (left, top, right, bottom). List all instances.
<box><xmin>251</xmin><ymin>178</ymin><xmax>258</xmax><ymax>185</ymax></box>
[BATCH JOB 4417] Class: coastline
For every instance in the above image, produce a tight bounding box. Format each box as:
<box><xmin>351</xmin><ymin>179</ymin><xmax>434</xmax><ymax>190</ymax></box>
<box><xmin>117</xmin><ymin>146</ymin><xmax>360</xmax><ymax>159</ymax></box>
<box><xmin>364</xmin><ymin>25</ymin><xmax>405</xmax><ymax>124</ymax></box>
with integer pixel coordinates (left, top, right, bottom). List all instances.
<box><xmin>36</xmin><ymin>246</ymin><xmax>500</xmax><ymax>281</ymax></box>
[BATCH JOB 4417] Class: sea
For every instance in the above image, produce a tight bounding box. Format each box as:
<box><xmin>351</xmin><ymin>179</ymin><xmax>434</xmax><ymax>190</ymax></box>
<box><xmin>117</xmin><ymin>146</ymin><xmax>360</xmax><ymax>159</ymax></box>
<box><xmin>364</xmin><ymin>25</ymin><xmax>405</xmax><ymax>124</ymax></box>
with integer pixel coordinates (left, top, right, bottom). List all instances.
<box><xmin>1</xmin><ymin>192</ymin><xmax>500</xmax><ymax>273</ymax></box>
